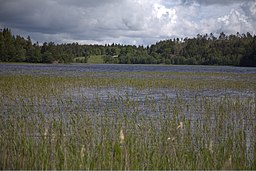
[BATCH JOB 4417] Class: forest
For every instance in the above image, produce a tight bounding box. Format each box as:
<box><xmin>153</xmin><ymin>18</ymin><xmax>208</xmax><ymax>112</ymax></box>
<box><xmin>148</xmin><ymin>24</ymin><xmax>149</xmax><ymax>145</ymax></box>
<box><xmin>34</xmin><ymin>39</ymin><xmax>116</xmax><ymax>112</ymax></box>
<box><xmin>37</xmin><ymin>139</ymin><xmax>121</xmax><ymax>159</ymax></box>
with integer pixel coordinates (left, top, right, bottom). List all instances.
<box><xmin>0</xmin><ymin>28</ymin><xmax>255</xmax><ymax>66</ymax></box>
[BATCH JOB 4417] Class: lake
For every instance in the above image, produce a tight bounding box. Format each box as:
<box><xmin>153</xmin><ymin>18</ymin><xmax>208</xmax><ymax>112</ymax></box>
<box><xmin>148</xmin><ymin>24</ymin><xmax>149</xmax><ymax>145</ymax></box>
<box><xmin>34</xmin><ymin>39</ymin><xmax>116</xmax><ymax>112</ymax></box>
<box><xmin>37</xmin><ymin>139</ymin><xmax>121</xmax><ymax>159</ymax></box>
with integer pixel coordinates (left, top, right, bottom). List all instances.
<box><xmin>0</xmin><ymin>63</ymin><xmax>255</xmax><ymax>169</ymax></box>
<box><xmin>1</xmin><ymin>63</ymin><xmax>256</xmax><ymax>75</ymax></box>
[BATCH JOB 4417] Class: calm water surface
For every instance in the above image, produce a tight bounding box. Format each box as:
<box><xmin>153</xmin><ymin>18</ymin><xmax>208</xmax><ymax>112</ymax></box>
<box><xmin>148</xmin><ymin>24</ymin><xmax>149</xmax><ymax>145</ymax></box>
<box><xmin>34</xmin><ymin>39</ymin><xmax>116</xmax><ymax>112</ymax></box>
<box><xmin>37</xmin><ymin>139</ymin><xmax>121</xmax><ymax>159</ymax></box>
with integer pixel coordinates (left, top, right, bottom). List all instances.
<box><xmin>1</xmin><ymin>63</ymin><xmax>256</xmax><ymax>75</ymax></box>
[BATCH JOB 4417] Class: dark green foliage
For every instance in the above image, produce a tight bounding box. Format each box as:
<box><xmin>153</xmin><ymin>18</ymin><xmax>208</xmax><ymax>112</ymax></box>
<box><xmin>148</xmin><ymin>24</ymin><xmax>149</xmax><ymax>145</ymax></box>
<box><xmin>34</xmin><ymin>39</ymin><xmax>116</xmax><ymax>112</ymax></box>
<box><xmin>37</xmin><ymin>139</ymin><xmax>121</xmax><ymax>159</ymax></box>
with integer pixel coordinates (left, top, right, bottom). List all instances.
<box><xmin>149</xmin><ymin>33</ymin><xmax>254</xmax><ymax>66</ymax></box>
<box><xmin>103</xmin><ymin>55</ymin><xmax>119</xmax><ymax>64</ymax></box>
<box><xmin>240</xmin><ymin>36</ymin><xmax>256</xmax><ymax>67</ymax></box>
<box><xmin>0</xmin><ymin>28</ymin><xmax>255</xmax><ymax>66</ymax></box>
<box><xmin>0</xmin><ymin>29</ymin><xmax>87</xmax><ymax>63</ymax></box>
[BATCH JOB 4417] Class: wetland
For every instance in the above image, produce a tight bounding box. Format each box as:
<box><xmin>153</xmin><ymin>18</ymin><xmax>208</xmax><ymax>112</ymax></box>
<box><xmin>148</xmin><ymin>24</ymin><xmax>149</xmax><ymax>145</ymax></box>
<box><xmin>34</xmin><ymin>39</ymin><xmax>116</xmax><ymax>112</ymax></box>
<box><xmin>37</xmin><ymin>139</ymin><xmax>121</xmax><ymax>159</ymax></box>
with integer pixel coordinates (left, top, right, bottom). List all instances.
<box><xmin>0</xmin><ymin>63</ymin><xmax>255</xmax><ymax>169</ymax></box>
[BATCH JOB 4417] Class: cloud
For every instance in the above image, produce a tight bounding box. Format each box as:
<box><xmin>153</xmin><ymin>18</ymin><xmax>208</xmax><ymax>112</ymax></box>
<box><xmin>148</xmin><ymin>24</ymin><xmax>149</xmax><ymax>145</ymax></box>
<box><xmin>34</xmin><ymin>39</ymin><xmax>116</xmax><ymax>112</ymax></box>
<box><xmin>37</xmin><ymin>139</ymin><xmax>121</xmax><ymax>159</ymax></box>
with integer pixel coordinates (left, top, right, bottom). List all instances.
<box><xmin>241</xmin><ymin>1</ymin><xmax>256</xmax><ymax>22</ymax></box>
<box><xmin>0</xmin><ymin>0</ymin><xmax>255</xmax><ymax>45</ymax></box>
<box><xmin>182</xmin><ymin>0</ymin><xmax>255</xmax><ymax>6</ymax></box>
<box><xmin>217</xmin><ymin>9</ymin><xmax>254</xmax><ymax>34</ymax></box>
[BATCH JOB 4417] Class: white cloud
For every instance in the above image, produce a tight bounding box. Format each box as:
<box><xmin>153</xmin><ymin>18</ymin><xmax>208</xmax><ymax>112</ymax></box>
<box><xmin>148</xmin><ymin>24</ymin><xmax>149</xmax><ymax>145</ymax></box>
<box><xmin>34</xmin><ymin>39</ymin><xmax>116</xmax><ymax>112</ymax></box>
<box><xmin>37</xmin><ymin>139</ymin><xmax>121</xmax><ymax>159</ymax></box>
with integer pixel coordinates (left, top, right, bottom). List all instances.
<box><xmin>216</xmin><ymin>8</ymin><xmax>255</xmax><ymax>34</ymax></box>
<box><xmin>182</xmin><ymin>0</ymin><xmax>254</xmax><ymax>6</ymax></box>
<box><xmin>0</xmin><ymin>0</ymin><xmax>255</xmax><ymax>45</ymax></box>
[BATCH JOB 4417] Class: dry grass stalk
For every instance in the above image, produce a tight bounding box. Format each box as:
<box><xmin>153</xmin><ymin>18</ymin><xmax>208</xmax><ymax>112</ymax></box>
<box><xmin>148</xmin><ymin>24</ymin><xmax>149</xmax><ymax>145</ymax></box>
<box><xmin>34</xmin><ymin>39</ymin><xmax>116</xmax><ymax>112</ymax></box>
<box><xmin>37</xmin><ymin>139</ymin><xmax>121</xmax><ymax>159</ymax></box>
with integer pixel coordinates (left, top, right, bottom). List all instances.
<box><xmin>119</xmin><ymin>129</ymin><xmax>125</xmax><ymax>144</ymax></box>
<box><xmin>209</xmin><ymin>139</ymin><xmax>213</xmax><ymax>154</ymax></box>
<box><xmin>167</xmin><ymin>137</ymin><xmax>176</xmax><ymax>142</ymax></box>
<box><xmin>221</xmin><ymin>155</ymin><xmax>232</xmax><ymax>170</ymax></box>
<box><xmin>43</xmin><ymin>128</ymin><xmax>48</xmax><ymax>140</ymax></box>
<box><xmin>80</xmin><ymin>145</ymin><xmax>85</xmax><ymax>159</ymax></box>
<box><xmin>177</xmin><ymin>122</ymin><xmax>183</xmax><ymax>130</ymax></box>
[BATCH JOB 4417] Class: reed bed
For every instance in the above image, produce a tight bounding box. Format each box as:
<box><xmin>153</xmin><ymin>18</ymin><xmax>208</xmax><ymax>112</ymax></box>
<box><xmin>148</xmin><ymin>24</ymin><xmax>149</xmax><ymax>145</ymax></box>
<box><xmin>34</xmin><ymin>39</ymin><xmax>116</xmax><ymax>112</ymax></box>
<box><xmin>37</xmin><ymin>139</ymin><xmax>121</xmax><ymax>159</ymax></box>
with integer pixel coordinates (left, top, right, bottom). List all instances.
<box><xmin>0</xmin><ymin>71</ymin><xmax>255</xmax><ymax>169</ymax></box>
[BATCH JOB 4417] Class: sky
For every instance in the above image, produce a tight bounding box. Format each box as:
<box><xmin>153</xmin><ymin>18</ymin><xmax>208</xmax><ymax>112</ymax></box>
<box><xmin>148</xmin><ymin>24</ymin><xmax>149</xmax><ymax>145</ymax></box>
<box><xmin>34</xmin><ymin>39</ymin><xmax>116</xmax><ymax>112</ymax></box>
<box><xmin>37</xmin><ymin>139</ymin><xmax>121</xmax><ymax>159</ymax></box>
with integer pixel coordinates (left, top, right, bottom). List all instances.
<box><xmin>0</xmin><ymin>0</ymin><xmax>255</xmax><ymax>45</ymax></box>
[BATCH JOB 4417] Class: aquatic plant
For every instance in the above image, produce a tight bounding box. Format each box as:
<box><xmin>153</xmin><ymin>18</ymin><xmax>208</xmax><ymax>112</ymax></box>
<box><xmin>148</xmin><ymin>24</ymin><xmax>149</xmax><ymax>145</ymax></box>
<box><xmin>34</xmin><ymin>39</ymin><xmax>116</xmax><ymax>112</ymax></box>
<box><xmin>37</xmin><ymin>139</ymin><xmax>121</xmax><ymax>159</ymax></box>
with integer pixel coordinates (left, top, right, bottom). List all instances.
<box><xmin>0</xmin><ymin>69</ymin><xmax>255</xmax><ymax>169</ymax></box>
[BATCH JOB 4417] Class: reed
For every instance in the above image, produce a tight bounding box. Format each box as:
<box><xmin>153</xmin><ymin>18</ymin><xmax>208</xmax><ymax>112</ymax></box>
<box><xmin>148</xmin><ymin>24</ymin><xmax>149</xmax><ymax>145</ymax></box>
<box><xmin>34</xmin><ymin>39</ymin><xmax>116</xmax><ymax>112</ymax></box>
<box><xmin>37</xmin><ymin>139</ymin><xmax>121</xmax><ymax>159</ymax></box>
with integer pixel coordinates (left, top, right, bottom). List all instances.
<box><xmin>0</xmin><ymin>70</ymin><xmax>255</xmax><ymax>169</ymax></box>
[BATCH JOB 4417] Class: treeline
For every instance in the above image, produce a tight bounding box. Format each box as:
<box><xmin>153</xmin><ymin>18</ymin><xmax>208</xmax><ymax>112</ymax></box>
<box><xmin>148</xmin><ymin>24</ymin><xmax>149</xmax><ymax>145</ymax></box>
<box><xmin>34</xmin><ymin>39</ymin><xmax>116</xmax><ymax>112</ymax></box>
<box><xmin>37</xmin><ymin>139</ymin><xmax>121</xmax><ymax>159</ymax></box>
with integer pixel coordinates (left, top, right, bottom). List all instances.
<box><xmin>0</xmin><ymin>28</ymin><xmax>255</xmax><ymax>66</ymax></box>
<box><xmin>0</xmin><ymin>28</ymin><xmax>90</xmax><ymax>63</ymax></box>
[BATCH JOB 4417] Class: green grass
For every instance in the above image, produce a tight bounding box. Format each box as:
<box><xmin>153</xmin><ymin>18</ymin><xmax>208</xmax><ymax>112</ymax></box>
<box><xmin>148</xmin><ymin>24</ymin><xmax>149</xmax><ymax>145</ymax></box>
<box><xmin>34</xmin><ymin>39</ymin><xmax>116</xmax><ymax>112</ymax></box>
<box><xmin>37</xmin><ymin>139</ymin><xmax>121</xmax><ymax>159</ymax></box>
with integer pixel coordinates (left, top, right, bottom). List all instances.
<box><xmin>0</xmin><ymin>71</ymin><xmax>255</xmax><ymax>169</ymax></box>
<box><xmin>87</xmin><ymin>55</ymin><xmax>104</xmax><ymax>64</ymax></box>
<box><xmin>73</xmin><ymin>57</ymin><xmax>86</xmax><ymax>63</ymax></box>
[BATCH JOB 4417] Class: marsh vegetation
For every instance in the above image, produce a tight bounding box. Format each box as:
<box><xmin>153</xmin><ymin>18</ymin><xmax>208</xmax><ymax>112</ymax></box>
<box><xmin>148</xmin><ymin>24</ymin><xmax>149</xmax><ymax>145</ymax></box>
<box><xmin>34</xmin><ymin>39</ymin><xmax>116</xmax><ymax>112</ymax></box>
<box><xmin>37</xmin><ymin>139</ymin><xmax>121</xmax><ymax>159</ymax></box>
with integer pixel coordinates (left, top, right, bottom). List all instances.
<box><xmin>0</xmin><ymin>64</ymin><xmax>255</xmax><ymax>169</ymax></box>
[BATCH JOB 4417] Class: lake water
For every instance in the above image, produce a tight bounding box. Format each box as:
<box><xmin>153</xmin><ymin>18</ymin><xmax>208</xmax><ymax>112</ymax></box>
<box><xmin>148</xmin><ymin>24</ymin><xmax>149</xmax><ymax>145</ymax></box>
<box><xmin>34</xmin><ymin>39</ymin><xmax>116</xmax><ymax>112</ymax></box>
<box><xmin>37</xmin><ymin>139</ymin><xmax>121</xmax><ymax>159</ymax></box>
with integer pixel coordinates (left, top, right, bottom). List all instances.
<box><xmin>1</xmin><ymin>63</ymin><xmax>255</xmax><ymax>165</ymax></box>
<box><xmin>1</xmin><ymin>63</ymin><xmax>255</xmax><ymax>101</ymax></box>
<box><xmin>1</xmin><ymin>63</ymin><xmax>256</xmax><ymax>75</ymax></box>
<box><xmin>2</xmin><ymin>63</ymin><xmax>254</xmax><ymax>119</ymax></box>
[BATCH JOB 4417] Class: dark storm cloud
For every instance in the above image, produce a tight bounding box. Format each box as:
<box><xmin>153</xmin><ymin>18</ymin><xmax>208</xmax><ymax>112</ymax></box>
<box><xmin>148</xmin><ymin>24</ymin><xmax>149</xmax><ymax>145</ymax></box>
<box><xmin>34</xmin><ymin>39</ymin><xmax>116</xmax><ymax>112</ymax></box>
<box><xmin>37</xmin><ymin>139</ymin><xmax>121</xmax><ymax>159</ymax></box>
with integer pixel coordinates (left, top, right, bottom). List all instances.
<box><xmin>0</xmin><ymin>0</ymin><xmax>133</xmax><ymax>42</ymax></box>
<box><xmin>0</xmin><ymin>0</ymin><xmax>255</xmax><ymax>45</ymax></box>
<box><xmin>57</xmin><ymin>0</ymin><xmax>119</xmax><ymax>7</ymax></box>
<box><xmin>0</xmin><ymin>0</ymin><xmax>87</xmax><ymax>34</ymax></box>
<box><xmin>0</xmin><ymin>0</ymin><xmax>154</xmax><ymax>44</ymax></box>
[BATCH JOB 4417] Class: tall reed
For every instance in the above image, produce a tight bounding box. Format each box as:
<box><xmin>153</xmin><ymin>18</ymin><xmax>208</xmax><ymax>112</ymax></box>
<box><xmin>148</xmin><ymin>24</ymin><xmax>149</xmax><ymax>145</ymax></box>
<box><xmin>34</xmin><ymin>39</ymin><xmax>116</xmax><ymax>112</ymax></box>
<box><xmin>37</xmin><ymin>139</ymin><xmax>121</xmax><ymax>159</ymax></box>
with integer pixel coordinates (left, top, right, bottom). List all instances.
<box><xmin>0</xmin><ymin>71</ymin><xmax>255</xmax><ymax>169</ymax></box>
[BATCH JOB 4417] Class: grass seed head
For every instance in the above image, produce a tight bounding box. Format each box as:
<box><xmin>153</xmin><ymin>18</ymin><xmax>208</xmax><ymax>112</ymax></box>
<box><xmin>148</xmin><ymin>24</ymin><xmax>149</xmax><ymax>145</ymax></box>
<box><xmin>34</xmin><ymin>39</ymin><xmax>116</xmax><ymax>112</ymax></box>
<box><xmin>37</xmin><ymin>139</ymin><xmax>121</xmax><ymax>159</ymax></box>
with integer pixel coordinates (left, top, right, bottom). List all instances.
<box><xmin>80</xmin><ymin>145</ymin><xmax>85</xmax><ymax>159</ymax></box>
<box><xmin>119</xmin><ymin>129</ymin><xmax>125</xmax><ymax>144</ymax></box>
<box><xmin>44</xmin><ymin>128</ymin><xmax>48</xmax><ymax>140</ymax></box>
<box><xmin>167</xmin><ymin>137</ymin><xmax>176</xmax><ymax>142</ymax></box>
<box><xmin>51</xmin><ymin>133</ymin><xmax>56</xmax><ymax>143</ymax></box>
<box><xmin>177</xmin><ymin>122</ymin><xmax>183</xmax><ymax>129</ymax></box>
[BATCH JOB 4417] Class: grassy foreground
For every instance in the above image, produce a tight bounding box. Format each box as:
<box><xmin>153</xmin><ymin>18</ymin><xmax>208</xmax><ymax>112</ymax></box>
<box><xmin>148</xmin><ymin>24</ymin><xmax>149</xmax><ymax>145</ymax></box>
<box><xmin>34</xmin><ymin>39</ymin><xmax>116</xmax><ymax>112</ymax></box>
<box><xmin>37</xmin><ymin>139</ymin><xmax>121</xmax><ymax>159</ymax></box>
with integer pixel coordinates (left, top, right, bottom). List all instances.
<box><xmin>0</xmin><ymin>71</ymin><xmax>255</xmax><ymax>169</ymax></box>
